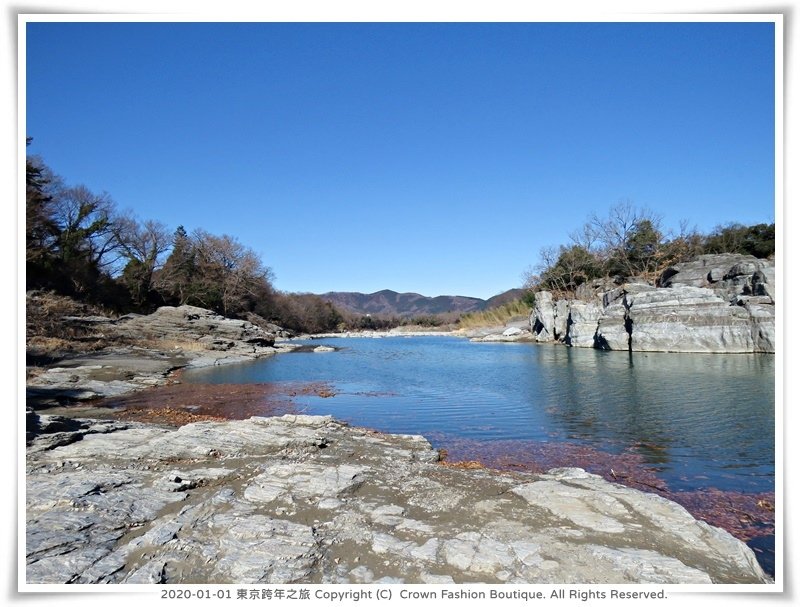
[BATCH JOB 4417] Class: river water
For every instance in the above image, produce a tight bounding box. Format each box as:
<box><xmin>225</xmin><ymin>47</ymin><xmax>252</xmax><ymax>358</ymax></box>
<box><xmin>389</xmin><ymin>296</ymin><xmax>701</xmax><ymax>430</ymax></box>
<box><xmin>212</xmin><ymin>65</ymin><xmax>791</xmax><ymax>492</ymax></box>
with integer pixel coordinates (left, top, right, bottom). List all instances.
<box><xmin>182</xmin><ymin>335</ymin><xmax>776</xmax><ymax>574</ymax></box>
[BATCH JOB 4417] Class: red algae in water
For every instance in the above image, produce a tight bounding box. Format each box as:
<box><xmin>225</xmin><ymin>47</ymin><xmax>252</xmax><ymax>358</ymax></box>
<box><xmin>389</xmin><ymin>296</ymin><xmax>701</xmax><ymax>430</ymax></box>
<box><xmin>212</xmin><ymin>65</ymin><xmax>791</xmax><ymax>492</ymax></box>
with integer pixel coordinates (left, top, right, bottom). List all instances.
<box><xmin>97</xmin><ymin>381</ymin><xmax>337</xmax><ymax>424</ymax></box>
<box><xmin>434</xmin><ymin>435</ymin><xmax>774</xmax><ymax>545</ymax></box>
<box><xmin>100</xmin><ymin>384</ymin><xmax>775</xmax><ymax>548</ymax></box>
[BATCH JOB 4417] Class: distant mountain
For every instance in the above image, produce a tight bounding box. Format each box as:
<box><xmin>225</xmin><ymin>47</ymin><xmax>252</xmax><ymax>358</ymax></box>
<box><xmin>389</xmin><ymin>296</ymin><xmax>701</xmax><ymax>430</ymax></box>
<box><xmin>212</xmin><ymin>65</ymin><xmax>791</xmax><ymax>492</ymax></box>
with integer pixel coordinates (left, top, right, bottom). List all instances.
<box><xmin>483</xmin><ymin>288</ymin><xmax>526</xmax><ymax>310</ymax></box>
<box><xmin>319</xmin><ymin>288</ymin><xmax>523</xmax><ymax>318</ymax></box>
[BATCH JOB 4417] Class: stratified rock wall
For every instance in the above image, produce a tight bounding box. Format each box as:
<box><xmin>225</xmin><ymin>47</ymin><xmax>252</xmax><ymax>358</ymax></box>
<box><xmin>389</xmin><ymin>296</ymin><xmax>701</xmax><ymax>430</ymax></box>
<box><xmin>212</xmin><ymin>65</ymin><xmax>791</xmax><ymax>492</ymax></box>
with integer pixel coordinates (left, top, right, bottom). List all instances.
<box><xmin>566</xmin><ymin>302</ymin><xmax>604</xmax><ymax>348</ymax></box>
<box><xmin>529</xmin><ymin>255</ymin><xmax>775</xmax><ymax>353</ymax></box>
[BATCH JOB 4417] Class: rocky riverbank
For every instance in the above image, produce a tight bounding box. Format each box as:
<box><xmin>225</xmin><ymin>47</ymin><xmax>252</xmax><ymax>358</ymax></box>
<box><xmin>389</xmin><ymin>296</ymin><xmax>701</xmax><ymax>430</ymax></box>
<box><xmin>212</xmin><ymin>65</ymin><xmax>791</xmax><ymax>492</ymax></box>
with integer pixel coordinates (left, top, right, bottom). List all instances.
<box><xmin>23</xmin><ymin>294</ymin><xmax>773</xmax><ymax>585</ymax></box>
<box><xmin>529</xmin><ymin>254</ymin><xmax>775</xmax><ymax>353</ymax></box>
<box><xmin>26</xmin><ymin>411</ymin><xmax>769</xmax><ymax>584</ymax></box>
<box><xmin>26</xmin><ymin>303</ymin><xmax>298</xmax><ymax>407</ymax></box>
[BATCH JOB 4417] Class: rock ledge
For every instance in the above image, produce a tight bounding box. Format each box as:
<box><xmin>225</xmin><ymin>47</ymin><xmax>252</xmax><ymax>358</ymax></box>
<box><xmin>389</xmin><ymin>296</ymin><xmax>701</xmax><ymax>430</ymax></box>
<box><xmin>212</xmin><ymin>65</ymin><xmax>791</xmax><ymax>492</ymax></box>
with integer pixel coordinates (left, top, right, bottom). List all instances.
<box><xmin>27</xmin><ymin>304</ymin><xmax>296</xmax><ymax>406</ymax></box>
<box><xmin>26</xmin><ymin>412</ymin><xmax>769</xmax><ymax>585</ymax></box>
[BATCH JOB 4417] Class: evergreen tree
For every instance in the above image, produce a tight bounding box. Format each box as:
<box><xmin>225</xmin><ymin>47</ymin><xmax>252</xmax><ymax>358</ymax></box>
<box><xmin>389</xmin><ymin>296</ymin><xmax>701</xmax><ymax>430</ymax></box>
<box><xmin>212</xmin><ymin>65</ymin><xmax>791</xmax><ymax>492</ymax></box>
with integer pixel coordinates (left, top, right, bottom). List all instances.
<box><xmin>155</xmin><ymin>226</ymin><xmax>197</xmax><ymax>305</ymax></box>
<box><xmin>25</xmin><ymin>142</ymin><xmax>60</xmax><ymax>288</ymax></box>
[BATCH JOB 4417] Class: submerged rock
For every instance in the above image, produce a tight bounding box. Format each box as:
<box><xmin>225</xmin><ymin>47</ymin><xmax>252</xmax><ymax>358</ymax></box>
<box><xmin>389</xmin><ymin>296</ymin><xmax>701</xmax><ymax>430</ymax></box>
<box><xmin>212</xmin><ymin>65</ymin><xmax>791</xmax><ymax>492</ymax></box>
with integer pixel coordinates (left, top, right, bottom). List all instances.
<box><xmin>25</xmin><ymin>412</ymin><xmax>770</xmax><ymax>585</ymax></box>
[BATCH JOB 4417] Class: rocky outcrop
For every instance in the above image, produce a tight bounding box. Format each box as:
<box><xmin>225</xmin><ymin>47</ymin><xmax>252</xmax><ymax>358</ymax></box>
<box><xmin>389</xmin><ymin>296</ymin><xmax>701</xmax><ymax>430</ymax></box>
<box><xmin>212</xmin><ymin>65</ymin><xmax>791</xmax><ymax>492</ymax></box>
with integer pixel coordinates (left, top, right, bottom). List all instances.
<box><xmin>657</xmin><ymin>253</ymin><xmax>774</xmax><ymax>298</ymax></box>
<box><xmin>27</xmin><ymin>305</ymin><xmax>294</xmax><ymax>406</ymax></box>
<box><xmin>110</xmin><ymin>305</ymin><xmax>279</xmax><ymax>350</ymax></box>
<box><xmin>530</xmin><ymin>255</ymin><xmax>775</xmax><ymax>353</ymax></box>
<box><xmin>25</xmin><ymin>412</ymin><xmax>769</xmax><ymax>584</ymax></box>
<box><xmin>566</xmin><ymin>301</ymin><xmax>605</xmax><ymax>348</ymax></box>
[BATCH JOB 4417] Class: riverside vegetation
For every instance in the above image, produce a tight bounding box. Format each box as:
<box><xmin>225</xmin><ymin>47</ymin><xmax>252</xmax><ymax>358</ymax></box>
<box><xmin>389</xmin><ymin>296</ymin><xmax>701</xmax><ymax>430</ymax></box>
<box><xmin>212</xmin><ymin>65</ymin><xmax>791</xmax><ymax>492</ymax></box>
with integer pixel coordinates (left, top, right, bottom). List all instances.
<box><xmin>24</xmin><ymin>305</ymin><xmax>774</xmax><ymax>583</ymax></box>
<box><xmin>24</xmin><ymin>145</ymin><xmax>776</xmax><ymax>584</ymax></box>
<box><xmin>26</xmin><ymin>141</ymin><xmax>774</xmax><ymax>337</ymax></box>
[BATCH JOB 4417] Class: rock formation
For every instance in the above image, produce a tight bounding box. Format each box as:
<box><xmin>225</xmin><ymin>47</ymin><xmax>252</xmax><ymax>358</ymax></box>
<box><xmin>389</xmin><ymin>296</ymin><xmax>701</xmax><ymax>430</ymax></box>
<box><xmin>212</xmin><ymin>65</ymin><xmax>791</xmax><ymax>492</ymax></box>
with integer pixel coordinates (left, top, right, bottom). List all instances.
<box><xmin>27</xmin><ymin>305</ymin><xmax>294</xmax><ymax>406</ymax></box>
<box><xmin>78</xmin><ymin>304</ymin><xmax>280</xmax><ymax>351</ymax></box>
<box><xmin>530</xmin><ymin>255</ymin><xmax>775</xmax><ymax>353</ymax></box>
<box><xmin>25</xmin><ymin>411</ymin><xmax>769</xmax><ymax>584</ymax></box>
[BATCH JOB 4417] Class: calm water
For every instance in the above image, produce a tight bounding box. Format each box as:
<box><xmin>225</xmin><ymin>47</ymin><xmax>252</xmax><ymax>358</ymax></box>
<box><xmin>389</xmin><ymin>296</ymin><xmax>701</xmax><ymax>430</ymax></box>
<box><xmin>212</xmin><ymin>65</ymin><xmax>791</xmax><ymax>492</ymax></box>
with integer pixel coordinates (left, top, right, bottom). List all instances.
<box><xmin>183</xmin><ymin>336</ymin><xmax>775</xmax><ymax>495</ymax></box>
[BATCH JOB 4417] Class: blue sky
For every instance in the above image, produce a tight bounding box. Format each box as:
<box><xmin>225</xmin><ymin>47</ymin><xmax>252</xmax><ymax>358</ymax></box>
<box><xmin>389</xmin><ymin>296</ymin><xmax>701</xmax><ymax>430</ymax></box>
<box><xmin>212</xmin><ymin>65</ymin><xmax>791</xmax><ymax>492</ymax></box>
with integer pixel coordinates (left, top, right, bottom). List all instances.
<box><xmin>24</xmin><ymin>20</ymin><xmax>776</xmax><ymax>299</ymax></box>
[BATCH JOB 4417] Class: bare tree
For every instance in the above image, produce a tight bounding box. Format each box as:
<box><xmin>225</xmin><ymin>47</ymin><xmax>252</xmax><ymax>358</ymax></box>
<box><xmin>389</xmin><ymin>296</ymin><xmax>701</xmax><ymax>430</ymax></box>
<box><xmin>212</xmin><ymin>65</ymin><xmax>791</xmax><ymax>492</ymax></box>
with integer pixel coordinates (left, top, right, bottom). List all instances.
<box><xmin>114</xmin><ymin>214</ymin><xmax>172</xmax><ymax>308</ymax></box>
<box><xmin>588</xmin><ymin>200</ymin><xmax>664</xmax><ymax>278</ymax></box>
<box><xmin>43</xmin><ymin>184</ymin><xmax>122</xmax><ymax>294</ymax></box>
<box><xmin>567</xmin><ymin>221</ymin><xmax>601</xmax><ymax>254</ymax></box>
<box><xmin>189</xmin><ymin>230</ymin><xmax>274</xmax><ymax>317</ymax></box>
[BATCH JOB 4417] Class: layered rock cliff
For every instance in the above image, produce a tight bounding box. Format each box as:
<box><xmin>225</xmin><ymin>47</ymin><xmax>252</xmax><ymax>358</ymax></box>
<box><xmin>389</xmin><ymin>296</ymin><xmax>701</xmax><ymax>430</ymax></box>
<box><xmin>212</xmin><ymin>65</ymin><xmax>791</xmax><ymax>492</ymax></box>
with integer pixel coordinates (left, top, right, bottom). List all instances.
<box><xmin>530</xmin><ymin>254</ymin><xmax>775</xmax><ymax>353</ymax></box>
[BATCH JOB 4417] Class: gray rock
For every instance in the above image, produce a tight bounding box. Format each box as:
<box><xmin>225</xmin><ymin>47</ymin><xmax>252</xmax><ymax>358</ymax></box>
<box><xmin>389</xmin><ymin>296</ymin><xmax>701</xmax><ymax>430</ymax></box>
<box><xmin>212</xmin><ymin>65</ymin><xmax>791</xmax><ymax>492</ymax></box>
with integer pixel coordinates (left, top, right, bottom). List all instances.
<box><xmin>752</xmin><ymin>267</ymin><xmax>776</xmax><ymax>299</ymax></box>
<box><xmin>25</xmin><ymin>414</ymin><xmax>770</xmax><ymax>585</ymax></box>
<box><xmin>627</xmin><ymin>286</ymin><xmax>757</xmax><ymax>353</ymax></box>
<box><xmin>658</xmin><ymin>254</ymin><xmax>759</xmax><ymax>288</ymax></box>
<box><xmin>117</xmin><ymin>305</ymin><xmax>277</xmax><ymax>349</ymax></box>
<box><xmin>472</xmin><ymin>332</ymin><xmax>532</xmax><ymax>343</ymax></box>
<box><xmin>532</xmin><ymin>292</ymin><xmax>555</xmax><ymax>341</ymax></box>
<box><xmin>658</xmin><ymin>254</ymin><xmax>773</xmax><ymax>302</ymax></box>
<box><xmin>595</xmin><ymin>287</ymin><xmax>630</xmax><ymax>350</ymax></box>
<box><xmin>565</xmin><ymin>302</ymin><xmax>603</xmax><ymax>348</ymax></box>
<box><xmin>554</xmin><ymin>299</ymin><xmax>570</xmax><ymax>341</ymax></box>
<box><xmin>27</xmin><ymin>304</ymin><xmax>295</xmax><ymax>406</ymax></box>
<box><xmin>528</xmin><ymin>253</ymin><xmax>775</xmax><ymax>353</ymax></box>
<box><xmin>737</xmin><ymin>298</ymin><xmax>776</xmax><ymax>352</ymax></box>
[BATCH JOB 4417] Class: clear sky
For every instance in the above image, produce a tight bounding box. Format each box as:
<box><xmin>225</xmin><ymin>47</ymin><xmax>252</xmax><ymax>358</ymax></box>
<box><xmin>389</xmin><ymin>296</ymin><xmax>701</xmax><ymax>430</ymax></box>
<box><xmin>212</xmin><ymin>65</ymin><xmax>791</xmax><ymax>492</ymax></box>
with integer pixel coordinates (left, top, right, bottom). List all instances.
<box><xmin>24</xmin><ymin>20</ymin><xmax>776</xmax><ymax>299</ymax></box>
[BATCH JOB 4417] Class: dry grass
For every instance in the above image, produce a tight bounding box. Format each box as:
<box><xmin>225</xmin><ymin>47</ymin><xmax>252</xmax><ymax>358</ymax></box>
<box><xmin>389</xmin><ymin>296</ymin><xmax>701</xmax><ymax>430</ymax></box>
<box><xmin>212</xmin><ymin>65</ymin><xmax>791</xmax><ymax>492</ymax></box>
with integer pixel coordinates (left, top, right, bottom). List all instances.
<box><xmin>26</xmin><ymin>291</ymin><xmax>115</xmax><ymax>340</ymax></box>
<box><xmin>26</xmin><ymin>291</ymin><xmax>162</xmax><ymax>361</ymax></box>
<box><xmin>25</xmin><ymin>292</ymin><xmax>223</xmax><ymax>364</ymax></box>
<box><xmin>26</xmin><ymin>335</ymin><xmax>112</xmax><ymax>363</ymax></box>
<box><xmin>457</xmin><ymin>299</ymin><xmax>531</xmax><ymax>329</ymax></box>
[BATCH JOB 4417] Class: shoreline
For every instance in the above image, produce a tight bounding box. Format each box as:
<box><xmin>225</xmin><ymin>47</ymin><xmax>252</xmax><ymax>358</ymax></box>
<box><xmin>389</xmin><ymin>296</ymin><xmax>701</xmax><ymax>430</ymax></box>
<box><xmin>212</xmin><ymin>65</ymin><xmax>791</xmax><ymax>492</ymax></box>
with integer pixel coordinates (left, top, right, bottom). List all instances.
<box><xmin>24</xmin><ymin>304</ymin><xmax>775</xmax><ymax>584</ymax></box>
<box><xmin>25</xmin><ymin>410</ymin><xmax>771</xmax><ymax>584</ymax></box>
<box><xmin>293</xmin><ymin>322</ymin><xmax>535</xmax><ymax>343</ymax></box>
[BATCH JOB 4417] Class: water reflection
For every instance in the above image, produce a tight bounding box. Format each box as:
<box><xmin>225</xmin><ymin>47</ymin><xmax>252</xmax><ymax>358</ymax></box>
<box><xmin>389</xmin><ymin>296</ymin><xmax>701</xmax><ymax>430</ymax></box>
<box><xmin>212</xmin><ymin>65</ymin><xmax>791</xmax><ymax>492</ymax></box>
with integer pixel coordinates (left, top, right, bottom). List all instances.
<box><xmin>519</xmin><ymin>345</ymin><xmax>774</xmax><ymax>487</ymax></box>
<box><xmin>181</xmin><ymin>336</ymin><xmax>775</xmax><ymax>576</ymax></box>
<box><xmin>183</xmin><ymin>336</ymin><xmax>774</xmax><ymax>494</ymax></box>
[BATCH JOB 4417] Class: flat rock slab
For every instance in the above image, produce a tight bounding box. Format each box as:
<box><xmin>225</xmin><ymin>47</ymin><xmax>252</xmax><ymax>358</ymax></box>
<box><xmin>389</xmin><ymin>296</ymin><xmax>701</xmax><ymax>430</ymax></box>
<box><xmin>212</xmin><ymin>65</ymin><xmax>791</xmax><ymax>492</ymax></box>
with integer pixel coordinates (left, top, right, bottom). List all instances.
<box><xmin>25</xmin><ymin>414</ymin><xmax>770</xmax><ymax>585</ymax></box>
<box><xmin>26</xmin><ymin>348</ymin><xmax>190</xmax><ymax>406</ymax></box>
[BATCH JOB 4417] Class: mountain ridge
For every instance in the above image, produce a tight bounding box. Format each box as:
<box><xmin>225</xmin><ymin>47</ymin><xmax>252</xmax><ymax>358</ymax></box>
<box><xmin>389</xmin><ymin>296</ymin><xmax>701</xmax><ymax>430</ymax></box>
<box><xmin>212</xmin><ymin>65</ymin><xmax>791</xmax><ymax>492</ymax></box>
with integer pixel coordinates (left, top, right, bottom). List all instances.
<box><xmin>319</xmin><ymin>288</ymin><xmax>525</xmax><ymax>318</ymax></box>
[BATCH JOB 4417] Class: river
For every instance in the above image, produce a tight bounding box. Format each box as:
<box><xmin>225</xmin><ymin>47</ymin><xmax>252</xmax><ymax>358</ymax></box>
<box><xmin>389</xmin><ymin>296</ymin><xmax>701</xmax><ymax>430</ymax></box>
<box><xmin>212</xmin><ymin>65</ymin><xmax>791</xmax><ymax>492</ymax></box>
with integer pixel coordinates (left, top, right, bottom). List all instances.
<box><xmin>182</xmin><ymin>335</ymin><xmax>776</xmax><ymax>574</ymax></box>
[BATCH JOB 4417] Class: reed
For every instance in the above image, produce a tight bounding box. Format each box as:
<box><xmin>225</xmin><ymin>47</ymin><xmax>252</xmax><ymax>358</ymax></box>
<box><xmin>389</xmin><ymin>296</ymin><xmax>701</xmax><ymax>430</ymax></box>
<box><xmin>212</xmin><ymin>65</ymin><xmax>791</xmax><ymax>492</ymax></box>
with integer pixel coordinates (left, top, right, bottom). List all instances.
<box><xmin>457</xmin><ymin>299</ymin><xmax>531</xmax><ymax>329</ymax></box>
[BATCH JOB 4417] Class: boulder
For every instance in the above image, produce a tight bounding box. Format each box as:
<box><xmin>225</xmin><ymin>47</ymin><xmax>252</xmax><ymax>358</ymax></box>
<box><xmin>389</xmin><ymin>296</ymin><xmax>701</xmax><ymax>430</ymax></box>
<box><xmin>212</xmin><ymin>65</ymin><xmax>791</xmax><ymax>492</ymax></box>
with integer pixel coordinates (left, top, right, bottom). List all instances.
<box><xmin>313</xmin><ymin>345</ymin><xmax>337</xmax><ymax>352</ymax></box>
<box><xmin>658</xmin><ymin>254</ymin><xmax>774</xmax><ymax>302</ymax></box>
<box><xmin>657</xmin><ymin>254</ymin><xmax>752</xmax><ymax>288</ymax></box>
